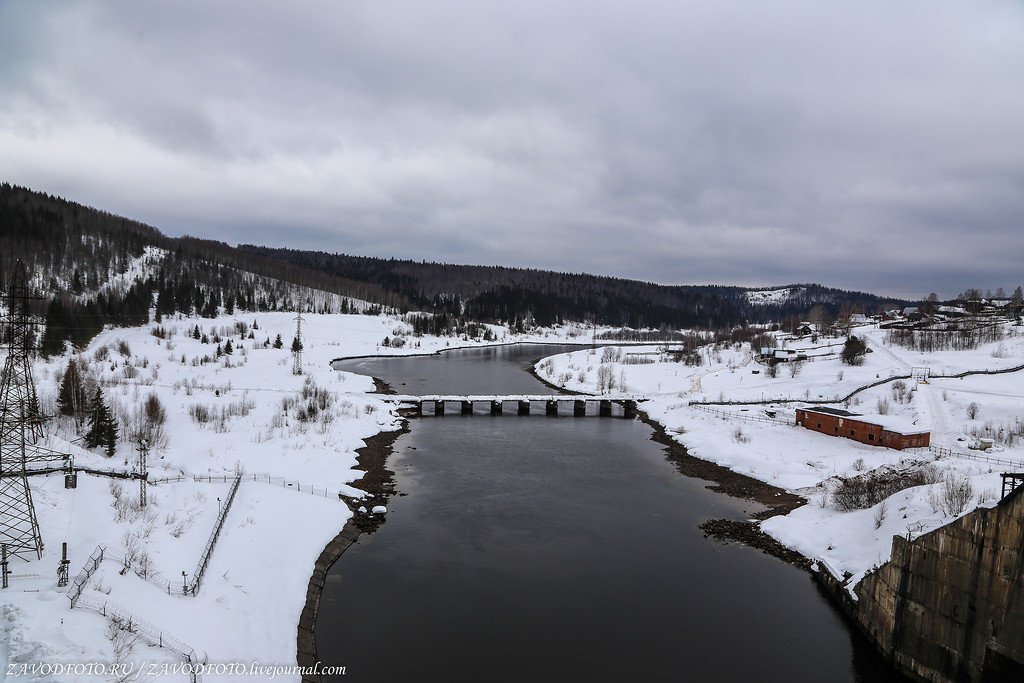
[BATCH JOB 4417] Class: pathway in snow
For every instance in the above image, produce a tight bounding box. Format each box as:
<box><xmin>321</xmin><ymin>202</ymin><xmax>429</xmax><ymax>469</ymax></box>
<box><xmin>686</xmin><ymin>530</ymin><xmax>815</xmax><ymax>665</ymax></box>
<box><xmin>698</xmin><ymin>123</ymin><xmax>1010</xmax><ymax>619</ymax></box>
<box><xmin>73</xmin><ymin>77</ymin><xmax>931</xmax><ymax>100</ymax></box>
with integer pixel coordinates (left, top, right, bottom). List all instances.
<box><xmin>865</xmin><ymin>336</ymin><xmax>911</xmax><ymax>370</ymax></box>
<box><xmin>919</xmin><ymin>382</ymin><xmax>951</xmax><ymax>445</ymax></box>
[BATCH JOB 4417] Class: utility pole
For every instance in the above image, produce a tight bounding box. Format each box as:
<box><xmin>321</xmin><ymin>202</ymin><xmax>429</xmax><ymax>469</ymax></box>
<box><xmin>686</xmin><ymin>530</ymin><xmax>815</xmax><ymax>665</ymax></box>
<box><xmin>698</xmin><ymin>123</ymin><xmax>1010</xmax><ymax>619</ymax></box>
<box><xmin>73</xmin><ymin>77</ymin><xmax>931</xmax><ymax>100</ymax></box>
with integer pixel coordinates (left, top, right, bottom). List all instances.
<box><xmin>292</xmin><ymin>310</ymin><xmax>304</xmax><ymax>376</ymax></box>
<box><xmin>1</xmin><ymin>545</ymin><xmax>9</xmax><ymax>588</ymax></box>
<box><xmin>136</xmin><ymin>439</ymin><xmax>149</xmax><ymax>508</ymax></box>
<box><xmin>57</xmin><ymin>542</ymin><xmax>69</xmax><ymax>587</ymax></box>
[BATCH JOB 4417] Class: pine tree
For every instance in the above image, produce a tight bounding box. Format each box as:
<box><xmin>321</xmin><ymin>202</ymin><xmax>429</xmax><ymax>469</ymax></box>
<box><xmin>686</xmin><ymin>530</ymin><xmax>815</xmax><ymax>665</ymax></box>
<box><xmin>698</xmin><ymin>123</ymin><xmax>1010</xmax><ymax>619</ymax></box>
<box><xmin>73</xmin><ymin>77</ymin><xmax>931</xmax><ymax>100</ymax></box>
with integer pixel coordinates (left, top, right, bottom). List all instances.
<box><xmin>224</xmin><ymin>339</ymin><xmax>233</xmax><ymax>355</ymax></box>
<box><xmin>291</xmin><ymin>335</ymin><xmax>303</xmax><ymax>352</ymax></box>
<box><xmin>57</xmin><ymin>358</ymin><xmax>88</xmax><ymax>423</ymax></box>
<box><xmin>273</xmin><ymin>334</ymin><xmax>283</xmax><ymax>349</ymax></box>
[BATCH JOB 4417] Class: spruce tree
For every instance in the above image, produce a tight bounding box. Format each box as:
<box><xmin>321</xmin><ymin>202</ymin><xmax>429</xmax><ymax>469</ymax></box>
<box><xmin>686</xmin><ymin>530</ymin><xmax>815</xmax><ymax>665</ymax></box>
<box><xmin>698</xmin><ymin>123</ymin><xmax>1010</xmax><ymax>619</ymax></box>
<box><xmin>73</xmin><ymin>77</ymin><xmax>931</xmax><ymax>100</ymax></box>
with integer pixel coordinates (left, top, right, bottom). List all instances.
<box><xmin>57</xmin><ymin>358</ymin><xmax>88</xmax><ymax>423</ymax></box>
<box><xmin>85</xmin><ymin>388</ymin><xmax>118</xmax><ymax>456</ymax></box>
<box><xmin>273</xmin><ymin>334</ymin><xmax>283</xmax><ymax>349</ymax></box>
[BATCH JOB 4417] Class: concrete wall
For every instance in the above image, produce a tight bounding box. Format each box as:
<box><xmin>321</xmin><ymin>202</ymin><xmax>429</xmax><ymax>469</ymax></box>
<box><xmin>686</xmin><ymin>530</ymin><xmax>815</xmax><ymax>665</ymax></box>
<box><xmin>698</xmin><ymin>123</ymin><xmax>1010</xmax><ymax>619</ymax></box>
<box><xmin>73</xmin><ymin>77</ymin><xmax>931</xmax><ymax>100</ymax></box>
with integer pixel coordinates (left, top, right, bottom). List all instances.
<box><xmin>853</xmin><ymin>489</ymin><xmax>1024</xmax><ymax>682</ymax></box>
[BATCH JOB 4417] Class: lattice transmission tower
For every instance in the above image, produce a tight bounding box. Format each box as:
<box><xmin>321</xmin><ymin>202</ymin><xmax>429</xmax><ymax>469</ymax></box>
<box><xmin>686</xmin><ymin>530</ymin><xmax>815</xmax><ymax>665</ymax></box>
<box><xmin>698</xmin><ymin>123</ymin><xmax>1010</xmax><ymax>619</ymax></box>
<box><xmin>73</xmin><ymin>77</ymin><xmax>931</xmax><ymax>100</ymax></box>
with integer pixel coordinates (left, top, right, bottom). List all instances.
<box><xmin>0</xmin><ymin>262</ymin><xmax>53</xmax><ymax>560</ymax></box>
<box><xmin>292</xmin><ymin>311</ymin><xmax>304</xmax><ymax>376</ymax></box>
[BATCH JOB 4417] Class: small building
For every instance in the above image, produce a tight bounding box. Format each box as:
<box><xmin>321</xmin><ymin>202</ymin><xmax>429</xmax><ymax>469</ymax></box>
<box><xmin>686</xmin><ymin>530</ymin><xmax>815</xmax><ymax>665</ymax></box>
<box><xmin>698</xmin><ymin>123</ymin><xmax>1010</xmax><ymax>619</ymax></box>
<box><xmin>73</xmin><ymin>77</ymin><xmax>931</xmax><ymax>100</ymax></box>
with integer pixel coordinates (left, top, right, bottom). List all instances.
<box><xmin>795</xmin><ymin>321</ymin><xmax>818</xmax><ymax>336</ymax></box>
<box><xmin>795</xmin><ymin>406</ymin><xmax>930</xmax><ymax>450</ymax></box>
<box><xmin>773</xmin><ymin>348</ymin><xmax>807</xmax><ymax>363</ymax></box>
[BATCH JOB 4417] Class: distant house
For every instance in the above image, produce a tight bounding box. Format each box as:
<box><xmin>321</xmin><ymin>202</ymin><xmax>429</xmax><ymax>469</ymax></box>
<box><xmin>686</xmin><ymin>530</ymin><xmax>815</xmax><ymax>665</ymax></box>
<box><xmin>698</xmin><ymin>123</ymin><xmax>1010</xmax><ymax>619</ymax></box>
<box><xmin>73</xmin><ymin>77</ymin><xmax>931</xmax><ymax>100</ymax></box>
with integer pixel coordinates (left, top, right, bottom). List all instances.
<box><xmin>848</xmin><ymin>313</ymin><xmax>869</xmax><ymax>325</ymax></box>
<box><xmin>773</xmin><ymin>348</ymin><xmax>807</xmax><ymax>363</ymax></box>
<box><xmin>795</xmin><ymin>322</ymin><xmax>817</xmax><ymax>336</ymax></box>
<box><xmin>936</xmin><ymin>305</ymin><xmax>964</xmax><ymax>315</ymax></box>
<box><xmin>795</xmin><ymin>406</ymin><xmax>930</xmax><ymax>450</ymax></box>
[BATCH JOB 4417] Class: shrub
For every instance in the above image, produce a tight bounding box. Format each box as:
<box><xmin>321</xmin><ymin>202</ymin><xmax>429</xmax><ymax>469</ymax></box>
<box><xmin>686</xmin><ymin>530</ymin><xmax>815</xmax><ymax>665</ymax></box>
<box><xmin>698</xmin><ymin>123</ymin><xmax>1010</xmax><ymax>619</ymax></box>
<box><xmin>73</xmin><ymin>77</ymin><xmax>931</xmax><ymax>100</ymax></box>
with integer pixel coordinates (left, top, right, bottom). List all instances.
<box><xmin>928</xmin><ymin>471</ymin><xmax>974</xmax><ymax>517</ymax></box>
<box><xmin>833</xmin><ymin>467</ymin><xmax>933</xmax><ymax>511</ymax></box>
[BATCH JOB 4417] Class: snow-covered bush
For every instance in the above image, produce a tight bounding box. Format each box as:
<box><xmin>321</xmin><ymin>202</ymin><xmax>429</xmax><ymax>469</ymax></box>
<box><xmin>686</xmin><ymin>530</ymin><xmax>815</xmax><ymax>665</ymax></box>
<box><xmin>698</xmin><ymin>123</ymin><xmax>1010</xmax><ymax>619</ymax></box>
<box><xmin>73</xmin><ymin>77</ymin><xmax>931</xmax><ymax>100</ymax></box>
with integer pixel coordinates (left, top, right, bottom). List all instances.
<box><xmin>832</xmin><ymin>466</ymin><xmax>934</xmax><ymax>511</ymax></box>
<box><xmin>928</xmin><ymin>471</ymin><xmax>975</xmax><ymax>517</ymax></box>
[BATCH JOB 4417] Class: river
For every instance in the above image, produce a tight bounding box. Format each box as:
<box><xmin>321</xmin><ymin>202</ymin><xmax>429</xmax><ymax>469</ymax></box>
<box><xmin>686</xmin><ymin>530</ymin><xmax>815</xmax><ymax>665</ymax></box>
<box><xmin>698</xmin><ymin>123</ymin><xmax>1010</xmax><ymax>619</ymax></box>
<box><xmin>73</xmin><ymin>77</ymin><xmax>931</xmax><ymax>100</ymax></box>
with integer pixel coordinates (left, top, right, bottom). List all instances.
<box><xmin>319</xmin><ymin>344</ymin><xmax>899</xmax><ymax>682</ymax></box>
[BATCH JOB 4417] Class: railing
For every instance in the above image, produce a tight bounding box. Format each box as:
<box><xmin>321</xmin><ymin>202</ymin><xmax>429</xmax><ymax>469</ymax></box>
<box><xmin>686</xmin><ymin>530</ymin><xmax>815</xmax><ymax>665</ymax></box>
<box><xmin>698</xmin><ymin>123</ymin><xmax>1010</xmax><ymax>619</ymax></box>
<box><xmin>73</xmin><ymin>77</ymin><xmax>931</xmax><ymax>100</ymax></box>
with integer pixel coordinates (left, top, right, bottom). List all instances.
<box><xmin>75</xmin><ymin>595</ymin><xmax>202</xmax><ymax>682</ymax></box>
<box><xmin>189</xmin><ymin>474</ymin><xmax>242</xmax><ymax>596</ymax></box>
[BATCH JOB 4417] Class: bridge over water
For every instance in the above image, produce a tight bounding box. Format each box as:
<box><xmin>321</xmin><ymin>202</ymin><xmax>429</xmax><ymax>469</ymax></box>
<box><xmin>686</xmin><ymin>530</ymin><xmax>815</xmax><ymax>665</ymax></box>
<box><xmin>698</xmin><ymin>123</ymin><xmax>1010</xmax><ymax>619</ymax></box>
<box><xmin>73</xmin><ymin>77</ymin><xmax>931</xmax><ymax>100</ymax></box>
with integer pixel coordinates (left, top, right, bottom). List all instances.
<box><xmin>378</xmin><ymin>394</ymin><xmax>648</xmax><ymax>418</ymax></box>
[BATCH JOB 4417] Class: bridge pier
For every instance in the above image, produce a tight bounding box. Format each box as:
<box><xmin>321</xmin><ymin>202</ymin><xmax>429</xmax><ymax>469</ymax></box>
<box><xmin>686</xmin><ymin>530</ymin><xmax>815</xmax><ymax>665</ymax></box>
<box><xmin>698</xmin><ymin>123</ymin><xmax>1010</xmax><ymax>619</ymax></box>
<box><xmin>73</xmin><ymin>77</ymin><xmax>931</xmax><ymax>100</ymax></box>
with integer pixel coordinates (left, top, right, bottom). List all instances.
<box><xmin>599</xmin><ymin>400</ymin><xmax>613</xmax><ymax>417</ymax></box>
<box><xmin>546</xmin><ymin>400</ymin><xmax>559</xmax><ymax>416</ymax></box>
<box><xmin>623</xmin><ymin>400</ymin><xmax>638</xmax><ymax>419</ymax></box>
<box><xmin>461</xmin><ymin>400</ymin><xmax>473</xmax><ymax>415</ymax></box>
<box><xmin>490</xmin><ymin>400</ymin><xmax>503</xmax><ymax>415</ymax></box>
<box><xmin>574</xmin><ymin>400</ymin><xmax>587</xmax><ymax>417</ymax></box>
<box><xmin>434</xmin><ymin>400</ymin><xmax>445</xmax><ymax>416</ymax></box>
<box><xmin>518</xmin><ymin>400</ymin><xmax>531</xmax><ymax>416</ymax></box>
<box><xmin>413</xmin><ymin>401</ymin><xmax>423</xmax><ymax>416</ymax></box>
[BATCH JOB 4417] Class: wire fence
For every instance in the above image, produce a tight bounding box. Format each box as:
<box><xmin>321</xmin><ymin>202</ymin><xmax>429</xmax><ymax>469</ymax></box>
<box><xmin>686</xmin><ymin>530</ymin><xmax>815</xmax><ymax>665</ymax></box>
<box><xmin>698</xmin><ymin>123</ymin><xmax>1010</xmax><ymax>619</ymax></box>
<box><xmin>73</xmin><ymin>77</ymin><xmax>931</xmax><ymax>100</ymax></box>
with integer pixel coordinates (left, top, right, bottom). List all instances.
<box><xmin>74</xmin><ymin>595</ymin><xmax>202</xmax><ymax>682</ymax></box>
<box><xmin>930</xmin><ymin>445</ymin><xmax>1024</xmax><ymax>470</ymax></box>
<box><xmin>151</xmin><ymin>471</ymin><xmax>348</xmax><ymax>501</ymax></box>
<box><xmin>69</xmin><ymin>475</ymin><xmax>248</xmax><ymax>600</ymax></box>
<box><xmin>690</xmin><ymin>360</ymin><xmax>1024</xmax><ymax>409</ymax></box>
<box><xmin>68</xmin><ymin>544</ymin><xmax>107</xmax><ymax>607</ymax></box>
<box><xmin>690</xmin><ymin>404</ymin><xmax>793</xmax><ymax>427</ymax></box>
<box><xmin>189</xmin><ymin>474</ymin><xmax>242</xmax><ymax>596</ymax></box>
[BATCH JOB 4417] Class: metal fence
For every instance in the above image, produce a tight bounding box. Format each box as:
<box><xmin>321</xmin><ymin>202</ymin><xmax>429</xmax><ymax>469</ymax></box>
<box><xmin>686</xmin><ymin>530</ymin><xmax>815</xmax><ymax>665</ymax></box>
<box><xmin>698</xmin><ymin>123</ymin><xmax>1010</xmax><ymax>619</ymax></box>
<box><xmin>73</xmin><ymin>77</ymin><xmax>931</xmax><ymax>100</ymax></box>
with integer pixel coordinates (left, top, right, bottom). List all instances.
<box><xmin>151</xmin><ymin>471</ymin><xmax>347</xmax><ymax>501</ymax></box>
<box><xmin>691</xmin><ymin>360</ymin><xmax>1024</xmax><ymax>410</ymax></box>
<box><xmin>690</xmin><ymin>404</ymin><xmax>793</xmax><ymax>427</ymax></box>
<box><xmin>75</xmin><ymin>595</ymin><xmax>202</xmax><ymax>682</ymax></box>
<box><xmin>929</xmin><ymin>445</ymin><xmax>1024</xmax><ymax>470</ymax></box>
<box><xmin>189</xmin><ymin>473</ymin><xmax>242</xmax><ymax>596</ymax></box>
<box><xmin>68</xmin><ymin>544</ymin><xmax>106</xmax><ymax>607</ymax></box>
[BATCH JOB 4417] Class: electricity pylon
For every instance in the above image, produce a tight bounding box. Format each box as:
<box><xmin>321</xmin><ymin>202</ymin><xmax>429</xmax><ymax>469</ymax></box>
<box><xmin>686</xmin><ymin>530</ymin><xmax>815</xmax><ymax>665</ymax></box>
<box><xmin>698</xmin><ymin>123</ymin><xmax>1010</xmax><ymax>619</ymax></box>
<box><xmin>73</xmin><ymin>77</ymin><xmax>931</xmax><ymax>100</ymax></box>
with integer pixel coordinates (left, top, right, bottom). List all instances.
<box><xmin>0</xmin><ymin>262</ymin><xmax>46</xmax><ymax>560</ymax></box>
<box><xmin>292</xmin><ymin>311</ymin><xmax>304</xmax><ymax>375</ymax></box>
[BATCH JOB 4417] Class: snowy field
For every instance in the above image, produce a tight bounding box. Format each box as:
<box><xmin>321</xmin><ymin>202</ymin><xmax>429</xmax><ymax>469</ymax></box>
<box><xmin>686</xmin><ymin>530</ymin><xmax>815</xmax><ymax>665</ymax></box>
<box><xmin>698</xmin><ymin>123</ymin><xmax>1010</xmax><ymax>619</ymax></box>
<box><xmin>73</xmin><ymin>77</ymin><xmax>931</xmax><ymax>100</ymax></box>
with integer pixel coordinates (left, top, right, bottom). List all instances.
<box><xmin>536</xmin><ymin>321</ymin><xmax>1024</xmax><ymax>588</ymax></box>
<box><xmin>1</xmin><ymin>310</ymin><xmax>597</xmax><ymax>681</ymax></box>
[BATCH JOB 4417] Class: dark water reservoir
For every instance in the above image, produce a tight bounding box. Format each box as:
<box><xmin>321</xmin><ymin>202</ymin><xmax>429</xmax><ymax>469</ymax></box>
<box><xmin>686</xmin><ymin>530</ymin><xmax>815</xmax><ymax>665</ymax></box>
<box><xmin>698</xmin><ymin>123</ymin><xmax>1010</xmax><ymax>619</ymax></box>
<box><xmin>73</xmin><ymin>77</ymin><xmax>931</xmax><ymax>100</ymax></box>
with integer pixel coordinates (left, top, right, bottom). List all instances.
<box><xmin>320</xmin><ymin>344</ymin><xmax>896</xmax><ymax>682</ymax></box>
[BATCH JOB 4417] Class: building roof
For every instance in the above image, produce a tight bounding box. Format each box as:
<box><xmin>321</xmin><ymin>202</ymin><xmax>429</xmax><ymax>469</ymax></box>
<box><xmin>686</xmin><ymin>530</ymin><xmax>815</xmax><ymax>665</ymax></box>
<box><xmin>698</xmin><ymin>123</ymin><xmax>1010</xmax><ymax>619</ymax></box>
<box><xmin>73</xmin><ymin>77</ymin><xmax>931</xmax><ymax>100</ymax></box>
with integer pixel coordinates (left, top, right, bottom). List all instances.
<box><xmin>800</xmin><ymin>406</ymin><xmax>929</xmax><ymax>435</ymax></box>
<box><xmin>802</xmin><ymin>406</ymin><xmax>859</xmax><ymax>417</ymax></box>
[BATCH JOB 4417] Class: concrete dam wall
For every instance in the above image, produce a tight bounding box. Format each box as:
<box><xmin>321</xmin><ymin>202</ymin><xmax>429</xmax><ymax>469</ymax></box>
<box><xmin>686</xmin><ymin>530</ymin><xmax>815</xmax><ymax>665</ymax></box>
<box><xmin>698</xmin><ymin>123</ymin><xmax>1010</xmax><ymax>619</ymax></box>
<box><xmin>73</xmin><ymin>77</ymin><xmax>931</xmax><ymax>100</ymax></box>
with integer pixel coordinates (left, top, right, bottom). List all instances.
<box><xmin>849</xmin><ymin>482</ymin><xmax>1024</xmax><ymax>682</ymax></box>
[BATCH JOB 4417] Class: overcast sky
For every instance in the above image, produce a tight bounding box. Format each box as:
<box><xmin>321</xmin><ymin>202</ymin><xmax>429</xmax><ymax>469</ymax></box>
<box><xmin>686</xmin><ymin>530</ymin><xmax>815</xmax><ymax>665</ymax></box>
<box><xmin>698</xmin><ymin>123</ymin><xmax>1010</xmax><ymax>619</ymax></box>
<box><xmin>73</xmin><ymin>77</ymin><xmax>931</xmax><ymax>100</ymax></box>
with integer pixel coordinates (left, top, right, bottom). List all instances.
<box><xmin>2</xmin><ymin>1</ymin><xmax>1022</xmax><ymax>299</ymax></box>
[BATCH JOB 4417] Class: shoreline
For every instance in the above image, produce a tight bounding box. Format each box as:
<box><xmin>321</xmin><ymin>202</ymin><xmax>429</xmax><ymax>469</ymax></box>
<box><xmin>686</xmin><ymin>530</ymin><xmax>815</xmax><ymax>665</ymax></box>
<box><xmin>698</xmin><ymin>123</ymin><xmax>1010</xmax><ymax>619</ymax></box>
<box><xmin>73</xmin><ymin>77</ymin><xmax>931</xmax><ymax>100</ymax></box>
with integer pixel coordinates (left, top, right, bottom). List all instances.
<box><xmin>296</xmin><ymin>379</ymin><xmax>412</xmax><ymax>682</ymax></box>
<box><xmin>639</xmin><ymin>411</ymin><xmax>811</xmax><ymax>569</ymax></box>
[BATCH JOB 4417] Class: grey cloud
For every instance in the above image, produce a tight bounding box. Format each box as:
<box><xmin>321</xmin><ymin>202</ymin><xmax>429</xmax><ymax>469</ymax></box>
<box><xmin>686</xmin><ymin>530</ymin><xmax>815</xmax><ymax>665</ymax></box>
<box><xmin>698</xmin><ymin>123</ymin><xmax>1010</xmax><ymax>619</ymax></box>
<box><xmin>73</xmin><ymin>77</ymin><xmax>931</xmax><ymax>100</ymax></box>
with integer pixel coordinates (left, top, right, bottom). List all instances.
<box><xmin>1</xmin><ymin>0</ymin><xmax>1023</xmax><ymax>300</ymax></box>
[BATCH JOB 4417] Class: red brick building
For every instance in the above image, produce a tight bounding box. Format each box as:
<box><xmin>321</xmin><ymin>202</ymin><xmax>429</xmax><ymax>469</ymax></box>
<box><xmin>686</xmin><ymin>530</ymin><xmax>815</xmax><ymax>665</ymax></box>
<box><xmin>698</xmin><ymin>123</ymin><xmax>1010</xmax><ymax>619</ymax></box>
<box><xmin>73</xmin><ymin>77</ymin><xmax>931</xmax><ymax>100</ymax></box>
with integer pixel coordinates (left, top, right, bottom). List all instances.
<box><xmin>795</xmin><ymin>406</ymin><xmax>930</xmax><ymax>450</ymax></box>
